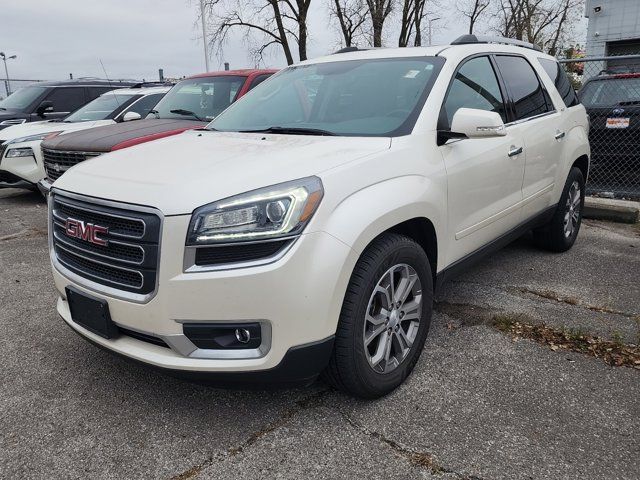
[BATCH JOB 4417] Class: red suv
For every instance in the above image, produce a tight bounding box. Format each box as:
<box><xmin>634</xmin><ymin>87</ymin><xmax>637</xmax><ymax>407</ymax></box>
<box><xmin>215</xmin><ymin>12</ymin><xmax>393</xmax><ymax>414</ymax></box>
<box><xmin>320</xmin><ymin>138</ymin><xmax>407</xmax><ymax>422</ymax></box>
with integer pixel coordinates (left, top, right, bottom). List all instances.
<box><xmin>39</xmin><ymin>69</ymin><xmax>277</xmax><ymax>192</ymax></box>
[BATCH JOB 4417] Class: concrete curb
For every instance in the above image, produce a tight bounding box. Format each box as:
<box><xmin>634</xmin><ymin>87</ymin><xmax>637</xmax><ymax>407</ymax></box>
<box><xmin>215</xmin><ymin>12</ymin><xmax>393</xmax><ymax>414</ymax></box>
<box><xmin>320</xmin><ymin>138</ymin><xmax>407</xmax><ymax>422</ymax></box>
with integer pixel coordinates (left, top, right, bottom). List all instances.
<box><xmin>584</xmin><ymin>197</ymin><xmax>640</xmax><ymax>224</ymax></box>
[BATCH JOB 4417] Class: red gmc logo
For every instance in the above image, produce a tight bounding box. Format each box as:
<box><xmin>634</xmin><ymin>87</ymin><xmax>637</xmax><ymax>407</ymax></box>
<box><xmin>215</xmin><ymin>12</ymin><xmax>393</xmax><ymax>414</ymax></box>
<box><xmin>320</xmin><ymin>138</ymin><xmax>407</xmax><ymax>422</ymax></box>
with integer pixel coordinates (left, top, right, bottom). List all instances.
<box><xmin>65</xmin><ymin>218</ymin><xmax>109</xmax><ymax>246</ymax></box>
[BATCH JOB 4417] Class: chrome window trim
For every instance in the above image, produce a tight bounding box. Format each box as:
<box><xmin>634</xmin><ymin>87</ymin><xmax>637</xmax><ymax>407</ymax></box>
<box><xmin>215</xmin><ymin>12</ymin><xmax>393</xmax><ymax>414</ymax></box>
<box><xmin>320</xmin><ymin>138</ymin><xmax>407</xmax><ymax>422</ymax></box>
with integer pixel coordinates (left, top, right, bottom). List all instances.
<box><xmin>50</xmin><ymin>189</ymin><xmax>163</xmax><ymax>304</ymax></box>
<box><xmin>182</xmin><ymin>236</ymin><xmax>298</xmax><ymax>273</ymax></box>
<box><xmin>504</xmin><ymin>109</ymin><xmax>558</xmax><ymax>127</ymax></box>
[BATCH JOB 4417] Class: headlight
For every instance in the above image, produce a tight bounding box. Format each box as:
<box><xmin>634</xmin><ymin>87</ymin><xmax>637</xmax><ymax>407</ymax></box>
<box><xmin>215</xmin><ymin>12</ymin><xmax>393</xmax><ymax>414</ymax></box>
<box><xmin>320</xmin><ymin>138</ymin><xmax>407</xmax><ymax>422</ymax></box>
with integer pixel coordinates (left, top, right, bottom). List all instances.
<box><xmin>187</xmin><ymin>176</ymin><xmax>323</xmax><ymax>245</ymax></box>
<box><xmin>5</xmin><ymin>147</ymin><xmax>34</xmax><ymax>158</ymax></box>
<box><xmin>9</xmin><ymin>131</ymin><xmax>62</xmax><ymax>144</ymax></box>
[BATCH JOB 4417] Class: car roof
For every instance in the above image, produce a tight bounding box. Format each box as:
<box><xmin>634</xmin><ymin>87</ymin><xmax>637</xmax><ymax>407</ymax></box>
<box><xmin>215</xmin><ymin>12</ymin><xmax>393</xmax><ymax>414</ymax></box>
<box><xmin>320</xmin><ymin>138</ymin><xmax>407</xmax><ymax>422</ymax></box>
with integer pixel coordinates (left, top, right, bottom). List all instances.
<box><xmin>28</xmin><ymin>78</ymin><xmax>139</xmax><ymax>87</ymax></box>
<box><xmin>98</xmin><ymin>86</ymin><xmax>172</xmax><ymax>96</ymax></box>
<box><xmin>300</xmin><ymin>43</ymin><xmax>556</xmax><ymax>66</ymax></box>
<box><xmin>187</xmin><ymin>69</ymin><xmax>278</xmax><ymax>79</ymax></box>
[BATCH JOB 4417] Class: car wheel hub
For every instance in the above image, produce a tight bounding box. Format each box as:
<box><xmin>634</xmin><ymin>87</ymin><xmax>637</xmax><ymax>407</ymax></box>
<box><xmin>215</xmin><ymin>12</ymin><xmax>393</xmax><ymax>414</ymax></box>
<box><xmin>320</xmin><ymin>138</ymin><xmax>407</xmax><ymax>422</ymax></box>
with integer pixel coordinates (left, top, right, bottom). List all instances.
<box><xmin>363</xmin><ymin>264</ymin><xmax>422</xmax><ymax>374</ymax></box>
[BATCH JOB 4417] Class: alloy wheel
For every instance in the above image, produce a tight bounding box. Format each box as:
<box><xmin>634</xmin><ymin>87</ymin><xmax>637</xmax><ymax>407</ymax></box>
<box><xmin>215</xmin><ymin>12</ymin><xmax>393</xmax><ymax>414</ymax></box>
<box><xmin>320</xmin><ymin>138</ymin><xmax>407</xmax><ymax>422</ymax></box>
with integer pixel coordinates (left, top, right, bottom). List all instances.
<box><xmin>564</xmin><ymin>180</ymin><xmax>581</xmax><ymax>238</ymax></box>
<box><xmin>362</xmin><ymin>264</ymin><xmax>422</xmax><ymax>374</ymax></box>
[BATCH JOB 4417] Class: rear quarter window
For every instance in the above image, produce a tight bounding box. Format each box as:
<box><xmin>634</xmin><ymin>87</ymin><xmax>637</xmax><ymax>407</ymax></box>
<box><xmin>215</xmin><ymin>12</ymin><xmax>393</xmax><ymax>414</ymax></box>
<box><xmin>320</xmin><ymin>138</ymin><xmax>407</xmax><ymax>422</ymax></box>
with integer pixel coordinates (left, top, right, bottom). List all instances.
<box><xmin>538</xmin><ymin>58</ymin><xmax>580</xmax><ymax>108</ymax></box>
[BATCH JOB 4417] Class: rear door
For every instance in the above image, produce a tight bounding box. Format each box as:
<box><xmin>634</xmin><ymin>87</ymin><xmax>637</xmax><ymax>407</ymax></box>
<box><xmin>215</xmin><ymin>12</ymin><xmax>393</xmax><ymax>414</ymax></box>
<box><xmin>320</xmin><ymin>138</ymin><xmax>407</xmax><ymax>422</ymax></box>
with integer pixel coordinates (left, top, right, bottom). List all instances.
<box><xmin>41</xmin><ymin>87</ymin><xmax>88</xmax><ymax>119</ymax></box>
<box><xmin>440</xmin><ymin>55</ymin><xmax>526</xmax><ymax>264</ymax></box>
<box><xmin>494</xmin><ymin>55</ymin><xmax>560</xmax><ymax>220</ymax></box>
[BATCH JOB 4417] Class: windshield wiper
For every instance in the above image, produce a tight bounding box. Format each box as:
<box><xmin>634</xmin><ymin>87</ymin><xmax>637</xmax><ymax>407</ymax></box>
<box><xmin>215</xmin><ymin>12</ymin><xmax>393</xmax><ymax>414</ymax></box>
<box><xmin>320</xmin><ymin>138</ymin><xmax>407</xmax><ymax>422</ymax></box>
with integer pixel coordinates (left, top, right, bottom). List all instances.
<box><xmin>239</xmin><ymin>126</ymin><xmax>337</xmax><ymax>136</ymax></box>
<box><xmin>170</xmin><ymin>109</ymin><xmax>204</xmax><ymax>121</ymax></box>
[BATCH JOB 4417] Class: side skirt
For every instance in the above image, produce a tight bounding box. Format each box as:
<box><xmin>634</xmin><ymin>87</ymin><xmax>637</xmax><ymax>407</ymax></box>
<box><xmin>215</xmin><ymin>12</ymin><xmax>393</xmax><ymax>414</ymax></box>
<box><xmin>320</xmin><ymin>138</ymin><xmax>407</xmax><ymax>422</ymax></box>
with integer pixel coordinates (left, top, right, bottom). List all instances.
<box><xmin>435</xmin><ymin>204</ymin><xmax>557</xmax><ymax>295</ymax></box>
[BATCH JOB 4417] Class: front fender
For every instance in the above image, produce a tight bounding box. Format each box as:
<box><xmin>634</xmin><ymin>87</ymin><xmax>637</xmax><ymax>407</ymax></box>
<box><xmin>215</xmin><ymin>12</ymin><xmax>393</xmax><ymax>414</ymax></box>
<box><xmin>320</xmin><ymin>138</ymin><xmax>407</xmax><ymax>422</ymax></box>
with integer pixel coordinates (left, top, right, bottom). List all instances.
<box><xmin>321</xmin><ymin>175</ymin><xmax>446</xmax><ymax>270</ymax></box>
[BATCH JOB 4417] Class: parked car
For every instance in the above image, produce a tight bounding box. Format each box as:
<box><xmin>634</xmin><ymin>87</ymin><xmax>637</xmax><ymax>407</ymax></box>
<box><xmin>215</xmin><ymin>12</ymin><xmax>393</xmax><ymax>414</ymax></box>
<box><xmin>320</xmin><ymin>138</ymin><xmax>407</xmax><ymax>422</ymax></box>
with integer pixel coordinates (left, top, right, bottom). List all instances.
<box><xmin>578</xmin><ymin>71</ymin><xmax>640</xmax><ymax>179</ymax></box>
<box><xmin>48</xmin><ymin>36</ymin><xmax>589</xmax><ymax>398</ymax></box>
<box><xmin>0</xmin><ymin>85</ymin><xmax>170</xmax><ymax>189</ymax></box>
<box><xmin>39</xmin><ymin>69</ymin><xmax>277</xmax><ymax>191</ymax></box>
<box><xmin>0</xmin><ymin>78</ymin><xmax>137</xmax><ymax>130</ymax></box>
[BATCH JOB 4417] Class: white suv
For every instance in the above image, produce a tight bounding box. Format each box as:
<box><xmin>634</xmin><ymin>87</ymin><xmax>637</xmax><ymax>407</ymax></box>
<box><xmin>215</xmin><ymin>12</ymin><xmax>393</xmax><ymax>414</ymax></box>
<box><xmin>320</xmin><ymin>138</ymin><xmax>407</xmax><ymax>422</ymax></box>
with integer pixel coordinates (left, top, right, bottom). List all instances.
<box><xmin>49</xmin><ymin>36</ymin><xmax>589</xmax><ymax>398</ymax></box>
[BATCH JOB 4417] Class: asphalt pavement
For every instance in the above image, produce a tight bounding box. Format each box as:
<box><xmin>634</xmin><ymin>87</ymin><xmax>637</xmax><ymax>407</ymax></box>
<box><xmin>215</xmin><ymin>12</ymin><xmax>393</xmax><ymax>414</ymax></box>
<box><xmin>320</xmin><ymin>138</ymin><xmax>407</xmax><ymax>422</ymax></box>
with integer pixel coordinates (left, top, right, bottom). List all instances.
<box><xmin>1</xmin><ymin>188</ymin><xmax>638</xmax><ymax>480</ymax></box>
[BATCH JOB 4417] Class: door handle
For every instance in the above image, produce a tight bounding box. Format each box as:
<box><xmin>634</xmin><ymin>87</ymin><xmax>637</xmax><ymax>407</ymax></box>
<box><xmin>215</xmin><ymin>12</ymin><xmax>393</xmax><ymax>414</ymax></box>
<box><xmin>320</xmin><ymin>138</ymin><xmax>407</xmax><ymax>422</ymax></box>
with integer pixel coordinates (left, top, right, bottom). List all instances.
<box><xmin>508</xmin><ymin>146</ymin><xmax>523</xmax><ymax>157</ymax></box>
<box><xmin>555</xmin><ymin>131</ymin><xmax>566</xmax><ymax>140</ymax></box>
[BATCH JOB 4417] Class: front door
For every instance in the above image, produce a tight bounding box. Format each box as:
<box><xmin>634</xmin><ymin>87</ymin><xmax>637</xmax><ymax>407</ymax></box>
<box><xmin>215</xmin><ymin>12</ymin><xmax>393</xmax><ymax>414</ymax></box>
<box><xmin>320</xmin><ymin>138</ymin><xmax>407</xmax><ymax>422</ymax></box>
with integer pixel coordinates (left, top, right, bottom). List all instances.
<box><xmin>439</xmin><ymin>55</ymin><xmax>525</xmax><ymax>265</ymax></box>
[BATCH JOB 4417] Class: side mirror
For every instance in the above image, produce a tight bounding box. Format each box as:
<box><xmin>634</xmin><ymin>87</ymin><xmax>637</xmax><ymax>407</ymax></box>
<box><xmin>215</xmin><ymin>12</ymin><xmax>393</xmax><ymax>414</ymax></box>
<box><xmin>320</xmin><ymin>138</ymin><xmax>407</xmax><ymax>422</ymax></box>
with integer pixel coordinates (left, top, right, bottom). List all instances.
<box><xmin>122</xmin><ymin>111</ymin><xmax>142</xmax><ymax>122</ymax></box>
<box><xmin>36</xmin><ymin>100</ymin><xmax>54</xmax><ymax>116</ymax></box>
<box><xmin>450</xmin><ymin>108</ymin><xmax>506</xmax><ymax>138</ymax></box>
<box><xmin>438</xmin><ymin>108</ymin><xmax>506</xmax><ymax>145</ymax></box>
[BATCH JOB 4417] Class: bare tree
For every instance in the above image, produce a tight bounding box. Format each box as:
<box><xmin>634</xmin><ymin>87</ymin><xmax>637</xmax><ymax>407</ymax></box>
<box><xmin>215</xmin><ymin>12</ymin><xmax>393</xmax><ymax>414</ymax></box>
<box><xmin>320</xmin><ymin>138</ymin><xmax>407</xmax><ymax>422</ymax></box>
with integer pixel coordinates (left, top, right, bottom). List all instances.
<box><xmin>457</xmin><ymin>0</ymin><xmax>490</xmax><ymax>34</ymax></box>
<box><xmin>330</xmin><ymin>0</ymin><xmax>368</xmax><ymax>47</ymax></box>
<box><xmin>494</xmin><ymin>0</ymin><xmax>584</xmax><ymax>53</ymax></box>
<box><xmin>204</xmin><ymin>0</ymin><xmax>312</xmax><ymax>65</ymax></box>
<box><xmin>398</xmin><ymin>0</ymin><xmax>433</xmax><ymax>47</ymax></box>
<box><xmin>364</xmin><ymin>0</ymin><xmax>395</xmax><ymax>47</ymax></box>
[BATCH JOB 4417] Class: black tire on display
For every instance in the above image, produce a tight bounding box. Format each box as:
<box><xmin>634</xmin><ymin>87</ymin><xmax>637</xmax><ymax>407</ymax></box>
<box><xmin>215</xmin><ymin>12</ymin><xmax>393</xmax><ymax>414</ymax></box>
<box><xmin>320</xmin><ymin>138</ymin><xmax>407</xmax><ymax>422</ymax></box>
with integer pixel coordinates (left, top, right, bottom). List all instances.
<box><xmin>322</xmin><ymin>233</ymin><xmax>433</xmax><ymax>399</ymax></box>
<box><xmin>533</xmin><ymin>167</ymin><xmax>586</xmax><ymax>252</ymax></box>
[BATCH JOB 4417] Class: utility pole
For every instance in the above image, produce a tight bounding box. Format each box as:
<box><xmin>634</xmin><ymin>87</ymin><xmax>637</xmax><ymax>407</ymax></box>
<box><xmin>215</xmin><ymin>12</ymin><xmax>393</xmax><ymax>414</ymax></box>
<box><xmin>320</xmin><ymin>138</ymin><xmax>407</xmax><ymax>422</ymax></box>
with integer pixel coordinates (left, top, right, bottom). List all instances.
<box><xmin>0</xmin><ymin>52</ymin><xmax>17</xmax><ymax>96</ymax></box>
<box><xmin>199</xmin><ymin>0</ymin><xmax>210</xmax><ymax>72</ymax></box>
<box><xmin>427</xmin><ymin>17</ymin><xmax>441</xmax><ymax>46</ymax></box>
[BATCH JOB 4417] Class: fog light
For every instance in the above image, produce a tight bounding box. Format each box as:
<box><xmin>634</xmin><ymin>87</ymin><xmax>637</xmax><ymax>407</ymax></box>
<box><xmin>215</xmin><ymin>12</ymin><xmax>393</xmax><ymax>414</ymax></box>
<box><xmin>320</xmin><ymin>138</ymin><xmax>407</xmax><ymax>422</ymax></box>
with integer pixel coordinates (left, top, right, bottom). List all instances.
<box><xmin>235</xmin><ymin>327</ymin><xmax>251</xmax><ymax>343</ymax></box>
<box><xmin>183</xmin><ymin>322</ymin><xmax>261</xmax><ymax>349</ymax></box>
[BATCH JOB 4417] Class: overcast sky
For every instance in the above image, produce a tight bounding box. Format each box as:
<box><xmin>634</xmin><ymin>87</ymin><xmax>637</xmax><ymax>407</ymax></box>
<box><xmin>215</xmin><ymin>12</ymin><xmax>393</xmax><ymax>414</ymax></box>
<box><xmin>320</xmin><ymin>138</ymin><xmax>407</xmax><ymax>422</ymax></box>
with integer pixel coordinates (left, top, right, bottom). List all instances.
<box><xmin>2</xmin><ymin>0</ymin><xmax>587</xmax><ymax>83</ymax></box>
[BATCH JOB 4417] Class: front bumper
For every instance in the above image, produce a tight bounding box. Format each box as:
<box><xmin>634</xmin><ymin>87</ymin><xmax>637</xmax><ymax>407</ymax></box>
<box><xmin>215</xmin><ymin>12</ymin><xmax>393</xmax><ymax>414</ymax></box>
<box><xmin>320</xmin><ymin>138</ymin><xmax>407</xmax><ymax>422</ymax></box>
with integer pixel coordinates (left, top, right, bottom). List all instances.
<box><xmin>0</xmin><ymin>140</ymin><xmax>46</xmax><ymax>188</ymax></box>
<box><xmin>52</xmin><ymin>215</ymin><xmax>357</xmax><ymax>378</ymax></box>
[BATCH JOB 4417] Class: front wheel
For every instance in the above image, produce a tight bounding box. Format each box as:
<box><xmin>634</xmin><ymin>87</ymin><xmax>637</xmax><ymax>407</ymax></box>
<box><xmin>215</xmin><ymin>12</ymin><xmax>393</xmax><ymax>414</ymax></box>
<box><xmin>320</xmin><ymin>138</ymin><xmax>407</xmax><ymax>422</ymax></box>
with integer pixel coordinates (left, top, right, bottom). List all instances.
<box><xmin>322</xmin><ymin>233</ymin><xmax>433</xmax><ymax>399</ymax></box>
<box><xmin>533</xmin><ymin>167</ymin><xmax>585</xmax><ymax>252</ymax></box>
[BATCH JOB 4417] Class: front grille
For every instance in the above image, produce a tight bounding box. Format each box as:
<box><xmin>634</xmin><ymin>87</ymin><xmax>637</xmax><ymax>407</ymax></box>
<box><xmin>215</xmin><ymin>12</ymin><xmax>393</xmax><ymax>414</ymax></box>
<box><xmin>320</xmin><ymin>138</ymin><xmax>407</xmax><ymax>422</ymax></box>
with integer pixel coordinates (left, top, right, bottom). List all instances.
<box><xmin>51</xmin><ymin>193</ymin><xmax>161</xmax><ymax>296</ymax></box>
<box><xmin>194</xmin><ymin>240</ymin><xmax>291</xmax><ymax>266</ymax></box>
<box><xmin>43</xmin><ymin>148</ymin><xmax>101</xmax><ymax>182</ymax></box>
<box><xmin>0</xmin><ymin>142</ymin><xmax>7</xmax><ymax>161</ymax></box>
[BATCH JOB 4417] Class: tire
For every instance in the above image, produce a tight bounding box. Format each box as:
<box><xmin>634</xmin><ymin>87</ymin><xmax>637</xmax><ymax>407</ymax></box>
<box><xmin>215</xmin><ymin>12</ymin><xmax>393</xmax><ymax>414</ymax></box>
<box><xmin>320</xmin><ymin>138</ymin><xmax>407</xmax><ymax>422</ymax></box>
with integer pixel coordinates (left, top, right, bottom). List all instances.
<box><xmin>322</xmin><ymin>233</ymin><xmax>433</xmax><ymax>399</ymax></box>
<box><xmin>533</xmin><ymin>167</ymin><xmax>585</xmax><ymax>252</ymax></box>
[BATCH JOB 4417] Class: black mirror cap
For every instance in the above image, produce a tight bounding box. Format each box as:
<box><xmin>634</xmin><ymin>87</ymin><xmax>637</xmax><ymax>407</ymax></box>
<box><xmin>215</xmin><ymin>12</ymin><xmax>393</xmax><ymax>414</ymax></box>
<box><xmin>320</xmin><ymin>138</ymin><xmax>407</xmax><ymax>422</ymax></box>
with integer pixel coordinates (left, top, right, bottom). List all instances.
<box><xmin>36</xmin><ymin>100</ymin><xmax>54</xmax><ymax>115</ymax></box>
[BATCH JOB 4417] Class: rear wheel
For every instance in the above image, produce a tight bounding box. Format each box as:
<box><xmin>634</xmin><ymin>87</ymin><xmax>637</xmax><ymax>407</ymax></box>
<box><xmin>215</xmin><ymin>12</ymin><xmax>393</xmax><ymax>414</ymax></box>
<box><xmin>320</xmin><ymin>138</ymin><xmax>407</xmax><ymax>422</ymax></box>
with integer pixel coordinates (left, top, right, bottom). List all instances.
<box><xmin>533</xmin><ymin>167</ymin><xmax>585</xmax><ymax>252</ymax></box>
<box><xmin>322</xmin><ymin>233</ymin><xmax>433</xmax><ymax>399</ymax></box>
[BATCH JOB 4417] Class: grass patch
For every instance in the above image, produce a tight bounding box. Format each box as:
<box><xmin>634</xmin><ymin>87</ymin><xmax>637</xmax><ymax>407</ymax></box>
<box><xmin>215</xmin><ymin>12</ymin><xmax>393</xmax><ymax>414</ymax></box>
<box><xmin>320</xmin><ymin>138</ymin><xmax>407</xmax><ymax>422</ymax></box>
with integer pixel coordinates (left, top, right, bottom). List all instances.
<box><xmin>492</xmin><ymin>315</ymin><xmax>640</xmax><ymax>369</ymax></box>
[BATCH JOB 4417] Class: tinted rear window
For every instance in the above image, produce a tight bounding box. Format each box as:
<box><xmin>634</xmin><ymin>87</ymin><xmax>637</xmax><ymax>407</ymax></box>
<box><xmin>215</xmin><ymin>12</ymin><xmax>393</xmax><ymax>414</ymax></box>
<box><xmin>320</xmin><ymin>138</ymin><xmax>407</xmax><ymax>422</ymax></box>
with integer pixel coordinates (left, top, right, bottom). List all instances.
<box><xmin>579</xmin><ymin>77</ymin><xmax>640</xmax><ymax>107</ymax></box>
<box><xmin>538</xmin><ymin>58</ymin><xmax>579</xmax><ymax>108</ymax></box>
<box><xmin>494</xmin><ymin>55</ymin><xmax>551</xmax><ymax>121</ymax></box>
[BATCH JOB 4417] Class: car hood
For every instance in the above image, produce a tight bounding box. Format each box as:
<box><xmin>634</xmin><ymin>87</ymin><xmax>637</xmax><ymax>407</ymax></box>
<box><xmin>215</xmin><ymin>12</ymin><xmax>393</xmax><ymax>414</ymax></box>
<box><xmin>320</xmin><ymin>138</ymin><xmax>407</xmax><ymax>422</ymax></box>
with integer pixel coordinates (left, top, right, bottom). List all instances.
<box><xmin>41</xmin><ymin>118</ymin><xmax>206</xmax><ymax>152</ymax></box>
<box><xmin>53</xmin><ymin>129</ymin><xmax>391</xmax><ymax>215</ymax></box>
<box><xmin>0</xmin><ymin>119</ymin><xmax>113</xmax><ymax>142</ymax></box>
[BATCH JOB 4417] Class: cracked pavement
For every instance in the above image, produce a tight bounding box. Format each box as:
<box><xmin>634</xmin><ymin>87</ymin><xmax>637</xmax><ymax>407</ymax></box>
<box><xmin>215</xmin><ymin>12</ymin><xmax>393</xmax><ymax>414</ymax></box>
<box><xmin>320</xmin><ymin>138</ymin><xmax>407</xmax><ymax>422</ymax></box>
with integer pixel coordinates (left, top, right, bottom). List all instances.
<box><xmin>1</xmin><ymin>188</ymin><xmax>639</xmax><ymax>479</ymax></box>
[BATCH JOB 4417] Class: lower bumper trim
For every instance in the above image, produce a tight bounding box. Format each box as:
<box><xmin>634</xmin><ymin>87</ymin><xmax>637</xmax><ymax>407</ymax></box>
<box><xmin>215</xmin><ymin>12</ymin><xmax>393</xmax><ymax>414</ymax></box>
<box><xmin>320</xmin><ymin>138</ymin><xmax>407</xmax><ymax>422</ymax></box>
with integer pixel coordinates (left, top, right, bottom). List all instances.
<box><xmin>67</xmin><ymin>318</ymin><xmax>335</xmax><ymax>388</ymax></box>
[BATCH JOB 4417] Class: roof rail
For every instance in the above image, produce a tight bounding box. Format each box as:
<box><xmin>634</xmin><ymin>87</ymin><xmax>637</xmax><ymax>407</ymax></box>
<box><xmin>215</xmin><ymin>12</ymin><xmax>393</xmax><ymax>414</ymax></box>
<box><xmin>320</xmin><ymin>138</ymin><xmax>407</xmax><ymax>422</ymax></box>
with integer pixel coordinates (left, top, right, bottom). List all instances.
<box><xmin>451</xmin><ymin>34</ymin><xmax>542</xmax><ymax>52</ymax></box>
<box><xmin>333</xmin><ymin>46</ymin><xmax>365</xmax><ymax>55</ymax></box>
<box><xmin>130</xmin><ymin>81</ymin><xmax>176</xmax><ymax>88</ymax></box>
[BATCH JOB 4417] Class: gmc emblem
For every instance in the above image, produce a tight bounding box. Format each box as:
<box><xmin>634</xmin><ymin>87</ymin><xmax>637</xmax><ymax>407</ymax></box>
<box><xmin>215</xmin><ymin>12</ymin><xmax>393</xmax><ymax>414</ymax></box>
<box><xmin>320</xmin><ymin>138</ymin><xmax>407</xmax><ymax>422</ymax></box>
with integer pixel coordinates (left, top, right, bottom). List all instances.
<box><xmin>65</xmin><ymin>218</ymin><xmax>109</xmax><ymax>246</ymax></box>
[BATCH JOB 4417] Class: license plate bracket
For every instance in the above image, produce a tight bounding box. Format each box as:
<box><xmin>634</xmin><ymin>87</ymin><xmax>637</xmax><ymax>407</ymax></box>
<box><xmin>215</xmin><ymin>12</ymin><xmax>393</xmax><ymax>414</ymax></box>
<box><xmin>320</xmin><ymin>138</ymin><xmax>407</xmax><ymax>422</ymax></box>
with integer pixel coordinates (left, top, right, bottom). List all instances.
<box><xmin>66</xmin><ymin>286</ymin><xmax>118</xmax><ymax>339</ymax></box>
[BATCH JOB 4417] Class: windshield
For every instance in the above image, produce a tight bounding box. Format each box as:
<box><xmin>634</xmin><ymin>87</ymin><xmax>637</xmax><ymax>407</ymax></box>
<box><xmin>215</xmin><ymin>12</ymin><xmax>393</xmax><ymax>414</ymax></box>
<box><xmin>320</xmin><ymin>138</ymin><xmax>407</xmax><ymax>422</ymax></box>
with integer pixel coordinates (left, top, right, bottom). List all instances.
<box><xmin>580</xmin><ymin>77</ymin><xmax>640</xmax><ymax>107</ymax></box>
<box><xmin>0</xmin><ymin>85</ymin><xmax>47</xmax><ymax>111</ymax></box>
<box><xmin>150</xmin><ymin>76</ymin><xmax>245</xmax><ymax>121</ymax></box>
<box><xmin>64</xmin><ymin>93</ymin><xmax>138</xmax><ymax>122</ymax></box>
<box><xmin>209</xmin><ymin>57</ymin><xmax>443</xmax><ymax>136</ymax></box>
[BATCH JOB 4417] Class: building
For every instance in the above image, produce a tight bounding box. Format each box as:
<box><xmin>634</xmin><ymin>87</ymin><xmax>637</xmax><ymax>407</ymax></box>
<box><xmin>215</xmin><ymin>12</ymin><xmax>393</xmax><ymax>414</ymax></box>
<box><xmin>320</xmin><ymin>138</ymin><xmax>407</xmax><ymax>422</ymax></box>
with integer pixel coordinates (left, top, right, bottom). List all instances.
<box><xmin>585</xmin><ymin>0</ymin><xmax>640</xmax><ymax>68</ymax></box>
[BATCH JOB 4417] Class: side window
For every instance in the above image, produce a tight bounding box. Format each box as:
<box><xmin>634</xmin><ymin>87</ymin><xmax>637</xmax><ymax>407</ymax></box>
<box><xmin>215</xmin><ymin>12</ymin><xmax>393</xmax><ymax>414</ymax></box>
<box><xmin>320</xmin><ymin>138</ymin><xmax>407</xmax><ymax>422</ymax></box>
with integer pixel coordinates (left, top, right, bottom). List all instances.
<box><xmin>44</xmin><ymin>87</ymin><xmax>87</xmax><ymax>113</ymax></box>
<box><xmin>443</xmin><ymin>56</ymin><xmax>506</xmax><ymax>128</ymax></box>
<box><xmin>248</xmin><ymin>74</ymin><xmax>272</xmax><ymax>91</ymax></box>
<box><xmin>538</xmin><ymin>58</ymin><xmax>579</xmax><ymax>108</ymax></box>
<box><xmin>124</xmin><ymin>93</ymin><xmax>164</xmax><ymax>117</ymax></box>
<box><xmin>494</xmin><ymin>55</ymin><xmax>551</xmax><ymax>121</ymax></box>
<box><xmin>88</xmin><ymin>86</ymin><xmax>115</xmax><ymax>101</ymax></box>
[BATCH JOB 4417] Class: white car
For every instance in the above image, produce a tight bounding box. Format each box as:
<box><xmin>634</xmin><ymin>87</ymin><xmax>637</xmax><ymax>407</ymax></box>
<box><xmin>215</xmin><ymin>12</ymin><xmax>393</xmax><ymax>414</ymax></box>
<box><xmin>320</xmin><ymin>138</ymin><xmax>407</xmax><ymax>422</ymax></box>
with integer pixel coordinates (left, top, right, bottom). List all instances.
<box><xmin>49</xmin><ymin>36</ymin><xmax>589</xmax><ymax>398</ymax></box>
<box><xmin>0</xmin><ymin>85</ymin><xmax>169</xmax><ymax>189</ymax></box>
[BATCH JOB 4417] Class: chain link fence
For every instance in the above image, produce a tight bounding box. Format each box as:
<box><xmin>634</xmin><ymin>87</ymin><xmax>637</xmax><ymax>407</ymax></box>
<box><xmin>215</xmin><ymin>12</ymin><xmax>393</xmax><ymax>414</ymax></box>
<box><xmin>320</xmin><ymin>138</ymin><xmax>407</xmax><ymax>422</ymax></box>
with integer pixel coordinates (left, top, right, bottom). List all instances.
<box><xmin>560</xmin><ymin>55</ymin><xmax>640</xmax><ymax>200</ymax></box>
<box><xmin>0</xmin><ymin>78</ymin><xmax>46</xmax><ymax>100</ymax></box>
